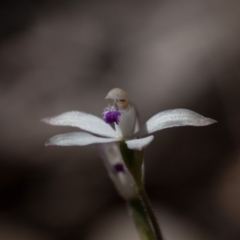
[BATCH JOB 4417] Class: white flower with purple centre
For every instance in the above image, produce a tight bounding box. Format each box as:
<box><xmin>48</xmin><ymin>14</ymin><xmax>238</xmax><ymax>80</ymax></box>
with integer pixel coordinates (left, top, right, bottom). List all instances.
<box><xmin>42</xmin><ymin>88</ymin><xmax>216</xmax><ymax>151</ymax></box>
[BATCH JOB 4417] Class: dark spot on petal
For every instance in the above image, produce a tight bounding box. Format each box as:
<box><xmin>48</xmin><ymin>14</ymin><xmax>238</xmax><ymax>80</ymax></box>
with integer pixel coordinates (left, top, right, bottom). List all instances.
<box><xmin>114</xmin><ymin>163</ymin><xmax>125</xmax><ymax>173</ymax></box>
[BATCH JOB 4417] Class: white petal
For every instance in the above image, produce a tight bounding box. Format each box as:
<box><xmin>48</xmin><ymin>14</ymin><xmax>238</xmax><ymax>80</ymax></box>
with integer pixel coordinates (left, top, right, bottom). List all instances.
<box><xmin>42</xmin><ymin>111</ymin><xmax>118</xmax><ymax>138</ymax></box>
<box><xmin>114</xmin><ymin>122</ymin><xmax>122</xmax><ymax>137</ymax></box>
<box><xmin>126</xmin><ymin>135</ymin><xmax>154</xmax><ymax>150</ymax></box>
<box><xmin>98</xmin><ymin>143</ymin><xmax>137</xmax><ymax>200</ymax></box>
<box><xmin>113</xmin><ymin>172</ymin><xmax>136</xmax><ymax>200</ymax></box>
<box><xmin>119</xmin><ymin>106</ymin><xmax>137</xmax><ymax>138</ymax></box>
<box><xmin>45</xmin><ymin>132</ymin><xmax>119</xmax><ymax>146</ymax></box>
<box><xmin>98</xmin><ymin>142</ymin><xmax>123</xmax><ymax>165</ymax></box>
<box><xmin>134</xmin><ymin>117</ymin><xmax>140</xmax><ymax>133</ymax></box>
<box><xmin>136</xmin><ymin>109</ymin><xmax>216</xmax><ymax>136</ymax></box>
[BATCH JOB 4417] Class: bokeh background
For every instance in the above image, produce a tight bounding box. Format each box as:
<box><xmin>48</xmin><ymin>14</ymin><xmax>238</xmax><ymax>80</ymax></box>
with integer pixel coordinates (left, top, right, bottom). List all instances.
<box><xmin>0</xmin><ymin>0</ymin><xmax>240</xmax><ymax>239</ymax></box>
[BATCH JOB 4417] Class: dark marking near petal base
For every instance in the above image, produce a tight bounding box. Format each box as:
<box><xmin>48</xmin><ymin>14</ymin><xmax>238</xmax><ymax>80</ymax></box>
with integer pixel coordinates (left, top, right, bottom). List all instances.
<box><xmin>114</xmin><ymin>163</ymin><xmax>125</xmax><ymax>173</ymax></box>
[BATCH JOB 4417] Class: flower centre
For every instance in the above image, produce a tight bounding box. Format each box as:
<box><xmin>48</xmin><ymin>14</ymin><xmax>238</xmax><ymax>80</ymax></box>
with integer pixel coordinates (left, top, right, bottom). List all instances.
<box><xmin>103</xmin><ymin>107</ymin><xmax>121</xmax><ymax>124</ymax></box>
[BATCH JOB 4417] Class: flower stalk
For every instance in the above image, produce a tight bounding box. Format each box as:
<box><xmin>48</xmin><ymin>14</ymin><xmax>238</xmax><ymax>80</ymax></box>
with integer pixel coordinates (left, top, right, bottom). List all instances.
<box><xmin>119</xmin><ymin>140</ymin><xmax>143</xmax><ymax>188</ymax></box>
<box><xmin>120</xmin><ymin>140</ymin><xmax>164</xmax><ymax>240</ymax></box>
<box><xmin>136</xmin><ymin>188</ymin><xmax>164</xmax><ymax>240</ymax></box>
<box><xmin>129</xmin><ymin>198</ymin><xmax>157</xmax><ymax>240</ymax></box>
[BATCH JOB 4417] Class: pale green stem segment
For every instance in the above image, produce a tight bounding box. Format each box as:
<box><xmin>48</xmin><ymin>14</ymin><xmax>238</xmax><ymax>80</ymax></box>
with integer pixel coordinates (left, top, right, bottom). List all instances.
<box><xmin>137</xmin><ymin>187</ymin><xmax>164</xmax><ymax>240</ymax></box>
<box><xmin>129</xmin><ymin>198</ymin><xmax>156</xmax><ymax>240</ymax></box>
<box><xmin>120</xmin><ymin>141</ymin><xmax>164</xmax><ymax>240</ymax></box>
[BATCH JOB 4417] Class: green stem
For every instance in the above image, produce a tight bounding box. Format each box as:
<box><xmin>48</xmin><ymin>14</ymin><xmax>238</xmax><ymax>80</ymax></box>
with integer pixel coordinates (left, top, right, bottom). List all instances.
<box><xmin>120</xmin><ymin>140</ymin><xmax>164</xmax><ymax>240</ymax></box>
<box><xmin>129</xmin><ymin>198</ymin><xmax>156</xmax><ymax>240</ymax></box>
<box><xmin>137</xmin><ymin>187</ymin><xmax>164</xmax><ymax>240</ymax></box>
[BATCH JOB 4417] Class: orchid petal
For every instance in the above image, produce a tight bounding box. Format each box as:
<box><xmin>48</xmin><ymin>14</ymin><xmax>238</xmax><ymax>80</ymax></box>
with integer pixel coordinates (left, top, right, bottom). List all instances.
<box><xmin>136</xmin><ymin>109</ymin><xmax>216</xmax><ymax>136</ymax></box>
<box><xmin>119</xmin><ymin>106</ymin><xmax>137</xmax><ymax>138</ymax></box>
<box><xmin>42</xmin><ymin>111</ymin><xmax>118</xmax><ymax>138</ymax></box>
<box><xmin>98</xmin><ymin>142</ymin><xmax>123</xmax><ymax>165</ymax></box>
<box><xmin>98</xmin><ymin>143</ymin><xmax>136</xmax><ymax>200</ymax></box>
<box><xmin>126</xmin><ymin>135</ymin><xmax>154</xmax><ymax>150</ymax></box>
<box><xmin>45</xmin><ymin>132</ymin><xmax>119</xmax><ymax>146</ymax></box>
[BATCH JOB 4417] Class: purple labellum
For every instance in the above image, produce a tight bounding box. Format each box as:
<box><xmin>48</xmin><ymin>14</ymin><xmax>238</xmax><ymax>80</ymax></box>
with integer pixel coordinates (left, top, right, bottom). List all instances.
<box><xmin>114</xmin><ymin>163</ymin><xmax>125</xmax><ymax>173</ymax></box>
<box><xmin>103</xmin><ymin>110</ymin><xmax>121</xmax><ymax>124</ymax></box>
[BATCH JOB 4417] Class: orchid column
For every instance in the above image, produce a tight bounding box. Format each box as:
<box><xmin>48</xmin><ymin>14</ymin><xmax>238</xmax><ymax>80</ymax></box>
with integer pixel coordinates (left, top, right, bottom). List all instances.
<box><xmin>42</xmin><ymin>88</ymin><xmax>216</xmax><ymax>240</ymax></box>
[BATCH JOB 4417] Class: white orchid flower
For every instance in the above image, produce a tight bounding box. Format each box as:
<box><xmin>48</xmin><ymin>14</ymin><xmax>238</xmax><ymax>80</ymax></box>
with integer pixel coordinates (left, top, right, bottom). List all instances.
<box><xmin>42</xmin><ymin>88</ymin><xmax>216</xmax><ymax>151</ymax></box>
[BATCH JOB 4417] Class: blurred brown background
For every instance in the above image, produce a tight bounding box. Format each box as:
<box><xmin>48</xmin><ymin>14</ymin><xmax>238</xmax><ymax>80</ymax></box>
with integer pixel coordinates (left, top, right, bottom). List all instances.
<box><xmin>0</xmin><ymin>0</ymin><xmax>240</xmax><ymax>239</ymax></box>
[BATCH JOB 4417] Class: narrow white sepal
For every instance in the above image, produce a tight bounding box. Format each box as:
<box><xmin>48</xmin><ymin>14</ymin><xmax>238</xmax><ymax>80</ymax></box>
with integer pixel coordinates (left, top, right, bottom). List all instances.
<box><xmin>126</xmin><ymin>135</ymin><xmax>154</xmax><ymax>151</ymax></box>
<box><xmin>42</xmin><ymin>111</ymin><xmax>118</xmax><ymax>138</ymax></box>
<box><xmin>136</xmin><ymin>109</ymin><xmax>217</xmax><ymax>136</ymax></box>
<box><xmin>45</xmin><ymin>132</ymin><xmax>119</xmax><ymax>146</ymax></box>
